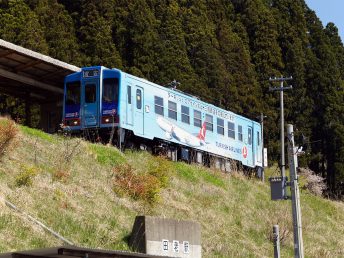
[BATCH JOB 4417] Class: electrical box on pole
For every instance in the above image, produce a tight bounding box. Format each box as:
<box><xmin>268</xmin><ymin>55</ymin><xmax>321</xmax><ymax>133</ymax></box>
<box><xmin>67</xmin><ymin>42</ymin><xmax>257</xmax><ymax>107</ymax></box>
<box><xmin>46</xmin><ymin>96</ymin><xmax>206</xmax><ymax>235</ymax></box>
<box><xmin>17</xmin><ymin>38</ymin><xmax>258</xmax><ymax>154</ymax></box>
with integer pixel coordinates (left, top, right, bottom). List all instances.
<box><xmin>269</xmin><ymin>177</ymin><xmax>287</xmax><ymax>200</ymax></box>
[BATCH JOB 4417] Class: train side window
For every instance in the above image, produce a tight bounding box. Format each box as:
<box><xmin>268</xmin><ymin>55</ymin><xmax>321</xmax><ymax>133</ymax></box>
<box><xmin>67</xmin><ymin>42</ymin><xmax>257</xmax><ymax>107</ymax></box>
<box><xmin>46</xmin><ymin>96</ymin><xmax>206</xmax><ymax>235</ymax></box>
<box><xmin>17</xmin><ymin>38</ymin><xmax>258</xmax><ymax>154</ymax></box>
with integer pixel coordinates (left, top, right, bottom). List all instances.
<box><xmin>85</xmin><ymin>83</ymin><xmax>96</xmax><ymax>103</ymax></box>
<box><xmin>127</xmin><ymin>86</ymin><xmax>131</xmax><ymax>104</ymax></box>
<box><xmin>257</xmin><ymin>131</ymin><xmax>260</xmax><ymax>146</ymax></box>
<box><xmin>238</xmin><ymin>125</ymin><xmax>243</xmax><ymax>142</ymax></box>
<box><xmin>206</xmin><ymin>114</ymin><xmax>213</xmax><ymax>132</ymax></box>
<box><xmin>168</xmin><ymin>101</ymin><xmax>177</xmax><ymax>120</ymax></box>
<box><xmin>248</xmin><ymin>128</ymin><xmax>252</xmax><ymax>145</ymax></box>
<box><xmin>194</xmin><ymin>110</ymin><xmax>201</xmax><ymax>128</ymax></box>
<box><xmin>217</xmin><ymin>118</ymin><xmax>224</xmax><ymax>135</ymax></box>
<box><xmin>181</xmin><ymin>105</ymin><xmax>190</xmax><ymax>124</ymax></box>
<box><xmin>136</xmin><ymin>89</ymin><xmax>142</xmax><ymax>109</ymax></box>
<box><xmin>228</xmin><ymin>122</ymin><xmax>235</xmax><ymax>139</ymax></box>
<box><xmin>66</xmin><ymin>81</ymin><xmax>80</xmax><ymax>105</ymax></box>
<box><xmin>155</xmin><ymin>96</ymin><xmax>164</xmax><ymax>115</ymax></box>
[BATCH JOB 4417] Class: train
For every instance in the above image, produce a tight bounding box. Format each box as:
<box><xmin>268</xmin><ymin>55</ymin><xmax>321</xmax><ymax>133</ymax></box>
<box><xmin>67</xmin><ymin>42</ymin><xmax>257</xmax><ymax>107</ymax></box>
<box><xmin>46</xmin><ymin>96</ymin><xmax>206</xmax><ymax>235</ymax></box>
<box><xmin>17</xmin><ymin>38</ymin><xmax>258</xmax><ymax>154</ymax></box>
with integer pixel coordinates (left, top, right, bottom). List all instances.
<box><xmin>63</xmin><ymin>66</ymin><xmax>263</xmax><ymax>172</ymax></box>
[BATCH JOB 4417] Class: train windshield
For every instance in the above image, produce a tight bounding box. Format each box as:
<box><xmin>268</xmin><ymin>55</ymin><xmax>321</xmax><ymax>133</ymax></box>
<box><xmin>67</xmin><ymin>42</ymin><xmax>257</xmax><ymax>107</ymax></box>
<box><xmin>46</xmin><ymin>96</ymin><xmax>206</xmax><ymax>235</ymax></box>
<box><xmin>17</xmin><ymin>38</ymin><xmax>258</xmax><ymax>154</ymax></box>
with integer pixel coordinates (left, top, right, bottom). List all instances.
<box><xmin>66</xmin><ymin>81</ymin><xmax>80</xmax><ymax>105</ymax></box>
<box><xmin>102</xmin><ymin>78</ymin><xmax>119</xmax><ymax>103</ymax></box>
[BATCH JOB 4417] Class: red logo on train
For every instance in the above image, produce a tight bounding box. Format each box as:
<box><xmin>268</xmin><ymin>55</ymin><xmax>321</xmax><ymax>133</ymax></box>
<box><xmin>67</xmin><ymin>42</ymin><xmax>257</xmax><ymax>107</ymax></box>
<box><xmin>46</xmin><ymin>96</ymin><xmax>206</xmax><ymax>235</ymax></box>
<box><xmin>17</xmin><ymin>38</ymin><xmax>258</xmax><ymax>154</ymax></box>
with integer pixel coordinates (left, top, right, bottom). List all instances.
<box><xmin>242</xmin><ymin>146</ymin><xmax>248</xmax><ymax>158</ymax></box>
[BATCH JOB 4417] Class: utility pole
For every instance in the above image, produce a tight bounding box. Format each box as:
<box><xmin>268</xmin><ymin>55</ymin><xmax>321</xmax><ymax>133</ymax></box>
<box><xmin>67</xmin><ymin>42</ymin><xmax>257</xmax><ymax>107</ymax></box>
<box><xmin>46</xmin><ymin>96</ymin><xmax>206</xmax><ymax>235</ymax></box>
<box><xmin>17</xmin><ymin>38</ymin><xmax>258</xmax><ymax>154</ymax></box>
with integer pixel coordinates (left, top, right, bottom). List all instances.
<box><xmin>287</xmin><ymin>124</ymin><xmax>304</xmax><ymax>258</ymax></box>
<box><xmin>269</xmin><ymin>76</ymin><xmax>292</xmax><ymax>179</ymax></box>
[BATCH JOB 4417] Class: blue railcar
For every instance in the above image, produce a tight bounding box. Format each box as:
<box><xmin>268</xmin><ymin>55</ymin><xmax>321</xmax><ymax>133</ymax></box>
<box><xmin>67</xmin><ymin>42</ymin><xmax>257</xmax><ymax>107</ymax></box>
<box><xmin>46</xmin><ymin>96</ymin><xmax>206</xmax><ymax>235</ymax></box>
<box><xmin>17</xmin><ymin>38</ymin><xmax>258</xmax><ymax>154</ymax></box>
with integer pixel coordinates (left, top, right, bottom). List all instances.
<box><xmin>63</xmin><ymin>66</ymin><xmax>263</xmax><ymax>170</ymax></box>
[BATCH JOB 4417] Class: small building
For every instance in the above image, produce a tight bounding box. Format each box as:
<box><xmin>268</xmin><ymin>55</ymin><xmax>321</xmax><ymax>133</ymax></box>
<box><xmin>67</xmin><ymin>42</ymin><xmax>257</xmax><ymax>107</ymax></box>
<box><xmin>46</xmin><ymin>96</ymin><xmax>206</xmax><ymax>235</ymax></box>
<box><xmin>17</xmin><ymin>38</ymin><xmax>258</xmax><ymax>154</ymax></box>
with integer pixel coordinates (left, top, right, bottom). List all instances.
<box><xmin>0</xmin><ymin>246</ymin><xmax>167</xmax><ymax>258</ymax></box>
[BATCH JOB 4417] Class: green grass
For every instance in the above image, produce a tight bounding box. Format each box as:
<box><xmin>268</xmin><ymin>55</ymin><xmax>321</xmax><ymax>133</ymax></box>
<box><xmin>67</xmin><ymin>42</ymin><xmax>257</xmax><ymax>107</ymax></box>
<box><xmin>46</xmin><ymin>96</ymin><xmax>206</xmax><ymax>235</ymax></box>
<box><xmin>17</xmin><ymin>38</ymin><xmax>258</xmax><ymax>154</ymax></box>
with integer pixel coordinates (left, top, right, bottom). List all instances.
<box><xmin>20</xmin><ymin>125</ymin><xmax>56</xmax><ymax>143</ymax></box>
<box><xmin>0</xmin><ymin>126</ymin><xmax>344</xmax><ymax>257</ymax></box>
<box><xmin>88</xmin><ymin>143</ymin><xmax>125</xmax><ymax>166</ymax></box>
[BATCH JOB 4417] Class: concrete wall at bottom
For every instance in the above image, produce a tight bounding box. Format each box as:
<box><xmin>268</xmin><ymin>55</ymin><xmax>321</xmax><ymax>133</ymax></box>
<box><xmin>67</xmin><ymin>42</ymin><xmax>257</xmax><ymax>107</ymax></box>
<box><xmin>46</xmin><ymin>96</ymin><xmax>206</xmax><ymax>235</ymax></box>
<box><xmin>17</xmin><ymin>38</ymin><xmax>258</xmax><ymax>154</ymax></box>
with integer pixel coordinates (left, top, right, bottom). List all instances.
<box><xmin>130</xmin><ymin>216</ymin><xmax>201</xmax><ymax>258</ymax></box>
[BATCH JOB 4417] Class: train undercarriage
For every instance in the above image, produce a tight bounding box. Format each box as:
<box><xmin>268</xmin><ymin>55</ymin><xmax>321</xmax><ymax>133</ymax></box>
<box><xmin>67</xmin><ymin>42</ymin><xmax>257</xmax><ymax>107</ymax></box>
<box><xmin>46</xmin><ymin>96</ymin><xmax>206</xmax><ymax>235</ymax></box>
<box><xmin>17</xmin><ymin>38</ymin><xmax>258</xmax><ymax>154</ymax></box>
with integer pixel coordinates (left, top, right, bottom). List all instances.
<box><xmin>76</xmin><ymin>126</ymin><xmax>258</xmax><ymax>176</ymax></box>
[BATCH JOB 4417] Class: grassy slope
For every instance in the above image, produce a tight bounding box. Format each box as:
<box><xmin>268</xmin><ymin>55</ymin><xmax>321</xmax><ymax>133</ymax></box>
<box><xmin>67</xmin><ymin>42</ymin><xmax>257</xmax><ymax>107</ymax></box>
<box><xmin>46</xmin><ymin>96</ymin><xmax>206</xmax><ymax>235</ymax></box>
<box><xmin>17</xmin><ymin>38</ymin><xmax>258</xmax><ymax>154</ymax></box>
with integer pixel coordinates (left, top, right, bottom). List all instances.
<box><xmin>0</xmin><ymin>126</ymin><xmax>344</xmax><ymax>257</ymax></box>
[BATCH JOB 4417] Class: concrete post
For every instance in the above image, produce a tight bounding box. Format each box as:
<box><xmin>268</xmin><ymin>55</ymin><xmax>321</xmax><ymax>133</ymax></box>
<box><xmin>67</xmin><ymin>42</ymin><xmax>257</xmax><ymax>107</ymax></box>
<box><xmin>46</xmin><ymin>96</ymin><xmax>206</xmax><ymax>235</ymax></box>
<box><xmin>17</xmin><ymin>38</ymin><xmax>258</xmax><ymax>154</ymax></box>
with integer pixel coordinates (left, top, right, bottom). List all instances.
<box><xmin>273</xmin><ymin>225</ymin><xmax>280</xmax><ymax>258</ymax></box>
<box><xmin>287</xmin><ymin>124</ymin><xmax>304</xmax><ymax>258</ymax></box>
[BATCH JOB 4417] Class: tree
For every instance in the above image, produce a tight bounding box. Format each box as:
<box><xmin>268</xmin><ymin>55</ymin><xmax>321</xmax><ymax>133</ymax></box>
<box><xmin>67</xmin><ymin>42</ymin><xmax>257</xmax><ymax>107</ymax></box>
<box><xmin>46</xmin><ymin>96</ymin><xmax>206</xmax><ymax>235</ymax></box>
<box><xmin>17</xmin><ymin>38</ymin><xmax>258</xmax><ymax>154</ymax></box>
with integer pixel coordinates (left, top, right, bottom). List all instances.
<box><xmin>206</xmin><ymin>0</ymin><xmax>262</xmax><ymax>117</ymax></box>
<box><xmin>79</xmin><ymin>0</ymin><xmax>122</xmax><ymax>68</ymax></box>
<box><xmin>233</xmin><ymin>0</ymin><xmax>284</xmax><ymax>161</ymax></box>
<box><xmin>34</xmin><ymin>0</ymin><xmax>81</xmax><ymax>65</ymax></box>
<box><xmin>113</xmin><ymin>0</ymin><xmax>159</xmax><ymax>78</ymax></box>
<box><xmin>152</xmin><ymin>0</ymin><xmax>200</xmax><ymax>91</ymax></box>
<box><xmin>0</xmin><ymin>0</ymin><xmax>48</xmax><ymax>53</ymax></box>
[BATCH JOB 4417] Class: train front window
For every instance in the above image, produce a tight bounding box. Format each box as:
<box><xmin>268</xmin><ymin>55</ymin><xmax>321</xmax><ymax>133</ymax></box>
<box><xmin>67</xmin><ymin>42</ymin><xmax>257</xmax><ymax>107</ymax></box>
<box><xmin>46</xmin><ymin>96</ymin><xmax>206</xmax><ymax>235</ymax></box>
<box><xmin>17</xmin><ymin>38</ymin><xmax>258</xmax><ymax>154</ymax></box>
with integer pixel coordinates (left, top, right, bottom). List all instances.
<box><xmin>85</xmin><ymin>84</ymin><xmax>96</xmax><ymax>103</ymax></box>
<box><xmin>66</xmin><ymin>82</ymin><xmax>80</xmax><ymax>105</ymax></box>
<box><xmin>103</xmin><ymin>78</ymin><xmax>119</xmax><ymax>103</ymax></box>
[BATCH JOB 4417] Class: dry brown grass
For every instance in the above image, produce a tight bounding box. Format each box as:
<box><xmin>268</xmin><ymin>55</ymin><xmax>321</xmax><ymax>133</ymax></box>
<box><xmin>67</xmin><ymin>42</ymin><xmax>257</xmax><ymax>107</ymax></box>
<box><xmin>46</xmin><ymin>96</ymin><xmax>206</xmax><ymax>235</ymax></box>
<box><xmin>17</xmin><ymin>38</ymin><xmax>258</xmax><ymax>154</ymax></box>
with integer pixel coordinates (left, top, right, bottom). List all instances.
<box><xmin>1</xmin><ymin>127</ymin><xmax>344</xmax><ymax>257</ymax></box>
<box><xmin>0</xmin><ymin>117</ymin><xmax>18</xmax><ymax>160</ymax></box>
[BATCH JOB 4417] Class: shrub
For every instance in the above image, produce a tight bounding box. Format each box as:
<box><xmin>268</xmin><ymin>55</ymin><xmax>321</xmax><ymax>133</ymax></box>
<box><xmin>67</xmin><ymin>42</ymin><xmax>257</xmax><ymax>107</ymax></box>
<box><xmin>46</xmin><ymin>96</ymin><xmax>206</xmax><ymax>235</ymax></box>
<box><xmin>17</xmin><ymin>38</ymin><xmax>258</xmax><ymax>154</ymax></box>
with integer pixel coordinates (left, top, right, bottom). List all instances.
<box><xmin>0</xmin><ymin>117</ymin><xmax>18</xmax><ymax>160</ymax></box>
<box><xmin>264</xmin><ymin>207</ymin><xmax>292</xmax><ymax>246</ymax></box>
<box><xmin>52</xmin><ymin>169</ymin><xmax>71</xmax><ymax>182</ymax></box>
<box><xmin>298</xmin><ymin>167</ymin><xmax>327</xmax><ymax>196</ymax></box>
<box><xmin>15</xmin><ymin>165</ymin><xmax>39</xmax><ymax>187</ymax></box>
<box><xmin>112</xmin><ymin>157</ymin><xmax>171</xmax><ymax>205</ymax></box>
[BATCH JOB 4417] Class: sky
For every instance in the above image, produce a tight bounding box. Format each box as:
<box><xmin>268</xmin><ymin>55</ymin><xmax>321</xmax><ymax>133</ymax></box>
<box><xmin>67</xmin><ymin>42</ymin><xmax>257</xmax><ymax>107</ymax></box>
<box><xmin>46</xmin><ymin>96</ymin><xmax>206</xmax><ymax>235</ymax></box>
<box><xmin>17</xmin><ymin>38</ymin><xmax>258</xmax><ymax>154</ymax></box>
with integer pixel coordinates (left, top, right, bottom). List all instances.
<box><xmin>305</xmin><ymin>0</ymin><xmax>344</xmax><ymax>41</ymax></box>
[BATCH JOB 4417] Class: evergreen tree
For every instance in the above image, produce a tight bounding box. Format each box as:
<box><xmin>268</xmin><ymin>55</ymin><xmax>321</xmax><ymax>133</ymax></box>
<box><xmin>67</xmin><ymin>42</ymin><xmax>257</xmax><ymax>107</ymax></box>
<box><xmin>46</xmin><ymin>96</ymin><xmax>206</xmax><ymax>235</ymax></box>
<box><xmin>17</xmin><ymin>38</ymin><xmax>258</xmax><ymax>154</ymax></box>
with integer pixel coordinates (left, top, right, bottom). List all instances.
<box><xmin>113</xmin><ymin>0</ymin><xmax>159</xmax><ymax>78</ymax></box>
<box><xmin>180</xmin><ymin>0</ymin><xmax>228</xmax><ymax>103</ymax></box>
<box><xmin>152</xmin><ymin>0</ymin><xmax>200</xmax><ymax>92</ymax></box>
<box><xmin>233</xmin><ymin>0</ymin><xmax>284</xmax><ymax>161</ymax></box>
<box><xmin>79</xmin><ymin>0</ymin><xmax>122</xmax><ymax>68</ymax></box>
<box><xmin>206</xmin><ymin>0</ymin><xmax>262</xmax><ymax>117</ymax></box>
<box><xmin>34</xmin><ymin>0</ymin><xmax>81</xmax><ymax>65</ymax></box>
<box><xmin>0</xmin><ymin>0</ymin><xmax>48</xmax><ymax>53</ymax></box>
<box><xmin>305</xmin><ymin>9</ymin><xmax>344</xmax><ymax>191</ymax></box>
<box><xmin>272</xmin><ymin>0</ymin><xmax>313</xmax><ymax>167</ymax></box>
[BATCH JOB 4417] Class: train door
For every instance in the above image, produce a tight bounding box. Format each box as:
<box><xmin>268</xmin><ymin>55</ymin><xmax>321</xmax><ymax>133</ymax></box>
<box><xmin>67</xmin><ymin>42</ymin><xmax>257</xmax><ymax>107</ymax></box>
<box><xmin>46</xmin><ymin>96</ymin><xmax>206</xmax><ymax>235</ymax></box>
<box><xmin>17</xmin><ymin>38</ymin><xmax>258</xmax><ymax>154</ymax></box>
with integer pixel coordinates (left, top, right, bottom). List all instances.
<box><xmin>247</xmin><ymin>126</ymin><xmax>254</xmax><ymax>166</ymax></box>
<box><xmin>135</xmin><ymin>86</ymin><xmax>144</xmax><ymax>135</ymax></box>
<box><xmin>256</xmin><ymin>129</ymin><xmax>262</xmax><ymax>163</ymax></box>
<box><xmin>81</xmin><ymin>79</ymin><xmax>99</xmax><ymax>128</ymax></box>
<box><xmin>126</xmin><ymin>84</ymin><xmax>133</xmax><ymax>125</ymax></box>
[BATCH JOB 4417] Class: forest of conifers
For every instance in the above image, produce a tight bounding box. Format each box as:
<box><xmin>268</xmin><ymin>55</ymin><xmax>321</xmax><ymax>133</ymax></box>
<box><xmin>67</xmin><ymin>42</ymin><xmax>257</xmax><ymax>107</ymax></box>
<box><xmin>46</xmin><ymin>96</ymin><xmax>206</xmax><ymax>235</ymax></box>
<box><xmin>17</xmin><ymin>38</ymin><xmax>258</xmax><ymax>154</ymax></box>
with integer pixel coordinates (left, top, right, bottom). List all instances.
<box><xmin>0</xmin><ymin>0</ymin><xmax>343</xmax><ymax>196</ymax></box>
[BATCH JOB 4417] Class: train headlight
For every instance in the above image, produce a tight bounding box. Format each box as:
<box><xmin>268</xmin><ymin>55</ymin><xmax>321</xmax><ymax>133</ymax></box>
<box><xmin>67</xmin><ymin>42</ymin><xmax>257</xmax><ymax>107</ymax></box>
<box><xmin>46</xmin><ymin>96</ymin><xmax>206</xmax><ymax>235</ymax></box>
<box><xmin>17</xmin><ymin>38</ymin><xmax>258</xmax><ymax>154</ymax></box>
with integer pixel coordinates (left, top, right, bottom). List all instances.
<box><xmin>102</xmin><ymin>115</ymin><xmax>119</xmax><ymax>124</ymax></box>
<box><xmin>64</xmin><ymin>118</ymin><xmax>80</xmax><ymax>126</ymax></box>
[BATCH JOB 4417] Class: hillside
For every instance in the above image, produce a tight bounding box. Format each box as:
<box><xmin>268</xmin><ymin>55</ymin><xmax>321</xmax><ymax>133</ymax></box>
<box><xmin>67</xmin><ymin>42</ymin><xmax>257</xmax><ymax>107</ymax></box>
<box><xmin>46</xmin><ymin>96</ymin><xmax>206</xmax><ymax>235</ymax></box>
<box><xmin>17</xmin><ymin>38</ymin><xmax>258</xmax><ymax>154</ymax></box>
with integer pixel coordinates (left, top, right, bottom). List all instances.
<box><xmin>0</xmin><ymin>124</ymin><xmax>344</xmax><ymax>257</ymax></box>
<box><xmin>1</xmin><ymin>0</ymin><xmax>344</xmax><ymax>193</ymax></box>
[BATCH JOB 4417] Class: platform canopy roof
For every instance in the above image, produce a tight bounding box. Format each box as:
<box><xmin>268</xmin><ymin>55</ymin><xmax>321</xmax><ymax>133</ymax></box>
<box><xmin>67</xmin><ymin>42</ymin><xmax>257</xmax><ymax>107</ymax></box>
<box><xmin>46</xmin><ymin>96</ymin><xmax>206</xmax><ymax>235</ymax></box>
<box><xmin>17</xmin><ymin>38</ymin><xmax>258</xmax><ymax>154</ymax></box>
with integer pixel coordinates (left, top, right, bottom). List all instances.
<box><xmin>0</xmin><ymin>39</ymin><xmax>81</xmax><ymax>102</ymax></box>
